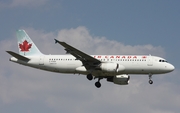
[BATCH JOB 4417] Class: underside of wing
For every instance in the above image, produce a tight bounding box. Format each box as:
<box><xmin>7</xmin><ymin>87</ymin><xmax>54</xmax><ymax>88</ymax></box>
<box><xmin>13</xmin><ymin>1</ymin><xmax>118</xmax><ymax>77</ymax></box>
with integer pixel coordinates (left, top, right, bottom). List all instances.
<box><xmin>54</xmin><ymin>39</ymin><xmax>101</xmax><ymax>69</ymax></box>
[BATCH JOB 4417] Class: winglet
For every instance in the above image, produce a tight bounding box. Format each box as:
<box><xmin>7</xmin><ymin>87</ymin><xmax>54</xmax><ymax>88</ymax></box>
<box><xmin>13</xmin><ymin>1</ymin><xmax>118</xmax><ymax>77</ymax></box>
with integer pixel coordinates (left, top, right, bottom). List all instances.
<box><xmin>54</xmin><ymin>39</ymin><xmax>66</xmax><ymax>45</ymax></box>
<box><xmin>54</xmin><ymin>39</ymin><xmax>58</xmax><ymax>44</ymax></box>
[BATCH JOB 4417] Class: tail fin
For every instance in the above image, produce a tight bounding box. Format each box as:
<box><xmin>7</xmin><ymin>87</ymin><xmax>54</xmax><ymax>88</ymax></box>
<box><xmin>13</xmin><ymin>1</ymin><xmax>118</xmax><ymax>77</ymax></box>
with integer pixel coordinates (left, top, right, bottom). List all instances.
<box><xmin>17</xmin><ymin>30</ymin><xmax>43</xmax><ymax>56</ymax></box>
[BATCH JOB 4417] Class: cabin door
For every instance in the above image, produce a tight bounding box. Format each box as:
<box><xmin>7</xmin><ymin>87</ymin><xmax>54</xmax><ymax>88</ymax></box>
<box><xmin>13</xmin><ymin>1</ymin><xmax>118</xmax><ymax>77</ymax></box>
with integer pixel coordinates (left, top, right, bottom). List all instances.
<box><xmin>39</xmin><ymin>56</ymin><xmax>44</xmax><ymax>65</ymax></box>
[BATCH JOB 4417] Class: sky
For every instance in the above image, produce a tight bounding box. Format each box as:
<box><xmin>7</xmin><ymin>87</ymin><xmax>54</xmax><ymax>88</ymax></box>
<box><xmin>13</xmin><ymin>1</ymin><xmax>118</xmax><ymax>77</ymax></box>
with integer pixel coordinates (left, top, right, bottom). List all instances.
<box><xmin>0</xmin><ymin>0</ymin><xmax>180</xmax><ymax>113</ymax></box>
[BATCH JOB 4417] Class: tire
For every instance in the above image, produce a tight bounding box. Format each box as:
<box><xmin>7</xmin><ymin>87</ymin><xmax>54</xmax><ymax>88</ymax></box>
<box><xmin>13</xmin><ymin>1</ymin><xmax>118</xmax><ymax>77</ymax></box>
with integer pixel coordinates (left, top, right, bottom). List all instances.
<box><xmin>95</xmin><ymin>82</ymin><xmax>101</xmax><ymax>88</ymax></box>
<box><xmin>149</xmin><ymin>80</ymin><xmax>153</xmax><ymax>84</ymax></box>
<box><xmin>87</xmin><ymin>74</ymin><xmax>93</xmax><ymax>80</ymax></box>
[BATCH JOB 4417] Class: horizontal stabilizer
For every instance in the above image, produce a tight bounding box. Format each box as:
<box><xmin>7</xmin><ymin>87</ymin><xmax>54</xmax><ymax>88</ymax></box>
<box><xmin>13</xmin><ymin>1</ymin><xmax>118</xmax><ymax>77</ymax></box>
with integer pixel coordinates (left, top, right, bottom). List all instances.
<box><xmin>6</xmin><ymin>51</ymin><xmax>30</xmax><ymax>61</ymax></box>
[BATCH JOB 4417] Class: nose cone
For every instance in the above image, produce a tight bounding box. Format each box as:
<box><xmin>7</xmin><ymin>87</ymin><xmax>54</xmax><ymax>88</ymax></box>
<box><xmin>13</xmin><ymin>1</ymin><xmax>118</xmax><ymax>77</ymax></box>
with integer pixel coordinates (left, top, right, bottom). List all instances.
<box><xmin>167</xmin><ymin>64</ymin><xmax>175</xmax><ymax>72</ymax></box>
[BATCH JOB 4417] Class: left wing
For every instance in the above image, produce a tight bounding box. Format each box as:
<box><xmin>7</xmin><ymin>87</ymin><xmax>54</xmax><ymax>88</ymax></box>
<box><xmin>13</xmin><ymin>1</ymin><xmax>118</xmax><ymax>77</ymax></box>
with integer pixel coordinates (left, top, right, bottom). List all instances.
<box><xmin>54</xmin><ymin>39</ymin><xmax>101</xmax><ymax>70</ymax></box>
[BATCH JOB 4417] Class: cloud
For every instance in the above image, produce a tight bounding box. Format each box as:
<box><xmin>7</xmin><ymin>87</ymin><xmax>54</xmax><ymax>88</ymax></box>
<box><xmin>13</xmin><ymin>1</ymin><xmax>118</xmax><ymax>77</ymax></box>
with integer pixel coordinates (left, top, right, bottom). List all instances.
<box><xmin>0</xmin><ymin>0</ymin><xmax>49</xmax><ymax>8</ymax></box>
<box><xmin>56</xmin><ymin>26</ymin><xmax>165</xmax><ymax>56</ymax></box>
<box><xmin>0</xmin><ymin>26</ymin><xmax>178</xmax><ymax>113</ymax></box>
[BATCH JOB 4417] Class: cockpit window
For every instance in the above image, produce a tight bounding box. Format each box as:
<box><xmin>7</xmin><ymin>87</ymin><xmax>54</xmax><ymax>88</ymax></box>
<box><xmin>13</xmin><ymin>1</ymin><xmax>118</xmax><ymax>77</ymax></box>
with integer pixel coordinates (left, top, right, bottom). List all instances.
<box><xmin>159</xmin><ymin>59</ymin><xmax>167</xmax><ymax>62</ymax></box>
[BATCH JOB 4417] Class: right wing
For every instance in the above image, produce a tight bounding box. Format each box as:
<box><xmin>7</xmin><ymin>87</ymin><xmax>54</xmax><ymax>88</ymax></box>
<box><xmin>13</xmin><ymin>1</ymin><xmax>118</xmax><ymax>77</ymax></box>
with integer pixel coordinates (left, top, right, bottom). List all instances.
<box><xmin>54</xmin><ymin>39</ymin><xmax>101</xmax><ymax>70</ymax></box>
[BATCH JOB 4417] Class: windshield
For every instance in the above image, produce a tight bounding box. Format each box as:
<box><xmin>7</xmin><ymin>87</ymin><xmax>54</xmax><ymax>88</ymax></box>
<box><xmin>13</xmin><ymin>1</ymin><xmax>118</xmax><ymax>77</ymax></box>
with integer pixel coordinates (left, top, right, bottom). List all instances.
<box><xmin>159</xmin><ymin>59</ymin><xmax>167</xmax><ymax>62</ymax></box>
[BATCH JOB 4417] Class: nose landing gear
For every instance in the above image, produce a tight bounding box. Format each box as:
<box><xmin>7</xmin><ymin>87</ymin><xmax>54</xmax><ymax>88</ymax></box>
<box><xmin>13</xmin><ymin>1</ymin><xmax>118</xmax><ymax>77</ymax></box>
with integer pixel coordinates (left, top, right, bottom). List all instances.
<box><xmin>149</xmin><ymin>80</ymin><xmax>153</xmax><ymax>84</ymax></box>
<box><xmin>148</xmin><ymin>74</ymin><xmax>153</xmax><ymax>84</ymax></box>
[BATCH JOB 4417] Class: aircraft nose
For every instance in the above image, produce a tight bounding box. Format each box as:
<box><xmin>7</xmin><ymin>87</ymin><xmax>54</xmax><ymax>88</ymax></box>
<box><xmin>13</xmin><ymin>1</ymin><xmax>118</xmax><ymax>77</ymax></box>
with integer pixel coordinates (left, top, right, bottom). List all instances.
<box><xmin>167</xmin><ymin>64</ymin><xmax>175</xmax><ymax>72</ymax></box>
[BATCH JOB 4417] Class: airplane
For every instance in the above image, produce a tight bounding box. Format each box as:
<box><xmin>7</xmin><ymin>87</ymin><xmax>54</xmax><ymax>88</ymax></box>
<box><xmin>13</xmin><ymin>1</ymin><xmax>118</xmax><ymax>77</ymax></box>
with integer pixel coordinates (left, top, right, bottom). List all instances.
<box><xmin>7</xmin><ymin>30</ymin><xmax>175</xmax><ymax>88</ymax></box>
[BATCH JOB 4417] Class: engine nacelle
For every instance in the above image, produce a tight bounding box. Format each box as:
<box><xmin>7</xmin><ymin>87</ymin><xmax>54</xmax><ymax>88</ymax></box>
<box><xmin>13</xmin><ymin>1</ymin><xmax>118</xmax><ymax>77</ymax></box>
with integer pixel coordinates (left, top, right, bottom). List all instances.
<box><xmin>107</xmin><ymin>75</ymin><xmax>130</xmax><ymax>85</ymax></box>
<box><xmin>100</xmin><ymin>63</ymin><xmax>125</xmax><ymax>72</ymax></box>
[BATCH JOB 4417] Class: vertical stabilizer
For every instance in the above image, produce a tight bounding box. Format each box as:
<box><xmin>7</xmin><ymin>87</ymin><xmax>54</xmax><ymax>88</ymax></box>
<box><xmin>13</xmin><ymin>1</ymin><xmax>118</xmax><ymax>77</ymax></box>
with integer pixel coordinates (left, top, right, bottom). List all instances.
<box><xmin>17</xmin><ymin>30</ymin><xmax>43</xmax><ymax>56</ymax></box>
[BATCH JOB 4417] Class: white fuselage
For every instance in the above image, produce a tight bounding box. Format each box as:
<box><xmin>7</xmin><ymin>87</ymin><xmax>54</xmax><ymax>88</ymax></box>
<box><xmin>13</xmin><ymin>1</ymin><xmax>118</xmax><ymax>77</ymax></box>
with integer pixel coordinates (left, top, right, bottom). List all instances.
<box><xmin>10</xmin><ymin>55</ymin><xmax>175</xmax><ymax>76</ymax></box>
<box><xmin>8</xmin><ymin>30</ymin><xmax>175</xmax><ymax>87</ymax></box>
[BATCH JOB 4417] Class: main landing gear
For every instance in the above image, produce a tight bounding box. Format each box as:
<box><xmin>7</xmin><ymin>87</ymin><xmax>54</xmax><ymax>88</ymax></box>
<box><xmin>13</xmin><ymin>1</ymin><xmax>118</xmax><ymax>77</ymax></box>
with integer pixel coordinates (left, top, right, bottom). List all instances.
<box><xmin>86</xmin><ymin>74</ymin><xmax>102</xmax><ymax>88</ymax></box>
<box><xmin>95</xmin><ymin>78</ymin><xmax>102</xmax><ymax>88</ymax></box>
<box><xmin>148</xmin><ymin>74</ymin><xmax>153</xmax><ymax>84</ymax></box>
<box><xmin>87</xmin><ymin>74</ymin><xmax>93</xmax><ymax>80</ymax></box>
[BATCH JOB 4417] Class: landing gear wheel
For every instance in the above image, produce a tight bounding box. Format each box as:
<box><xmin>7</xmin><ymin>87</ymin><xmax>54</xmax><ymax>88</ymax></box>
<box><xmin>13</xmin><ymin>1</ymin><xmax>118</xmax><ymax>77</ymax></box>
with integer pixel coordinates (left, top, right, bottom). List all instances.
<box><xmin>87</xmin><ymin>74</ymin><xmax>93</xmax><ymax>81</ymax></box>
<box><xmin>95</xmin><ymin>82</ymin><xmax>101</xmax><ymax>88</ymax></box>
<box><xmin>149</xmin><ymin>80</ymin><xmax>153</xmax><ymax>84</ymax></box>
<box><xmin>148</xmin><ymin>74</ymin><xmax>153</xmax><ymax>84</ymax></box>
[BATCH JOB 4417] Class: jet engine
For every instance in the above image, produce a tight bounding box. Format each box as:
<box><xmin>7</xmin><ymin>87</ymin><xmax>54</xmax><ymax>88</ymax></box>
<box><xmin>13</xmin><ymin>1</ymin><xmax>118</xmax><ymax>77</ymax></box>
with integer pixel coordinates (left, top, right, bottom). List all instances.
<box><xmin>100</xmin><ymin>63</ymin><xmax>125</xmax><ymax>72</ymax></box>
<box><xmin>107</xmin><ymin>74</ymin><xmax>130</xmax><ymax>85</ymax></box>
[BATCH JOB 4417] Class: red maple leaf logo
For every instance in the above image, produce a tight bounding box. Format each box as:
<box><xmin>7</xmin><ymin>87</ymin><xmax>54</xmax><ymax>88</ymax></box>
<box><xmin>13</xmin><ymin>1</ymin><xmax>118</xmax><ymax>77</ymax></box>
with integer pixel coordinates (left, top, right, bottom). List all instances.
<box><xmin>19</xmin><ymin>40</ymin><xmax>32</xmax><ymax>51</ymax></box>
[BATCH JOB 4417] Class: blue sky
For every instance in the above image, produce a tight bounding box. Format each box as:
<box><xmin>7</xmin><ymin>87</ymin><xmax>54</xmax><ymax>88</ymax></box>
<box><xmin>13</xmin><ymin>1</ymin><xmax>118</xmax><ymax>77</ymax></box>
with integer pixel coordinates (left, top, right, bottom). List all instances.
<box><xmin>0</xmin><ymin>0</ymin><xmax>180</xmax><ymax>113</ymax></box>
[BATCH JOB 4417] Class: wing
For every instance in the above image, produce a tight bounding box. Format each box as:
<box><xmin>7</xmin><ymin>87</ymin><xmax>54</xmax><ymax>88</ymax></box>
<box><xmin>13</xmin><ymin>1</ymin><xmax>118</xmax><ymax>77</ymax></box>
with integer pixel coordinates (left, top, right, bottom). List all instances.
<box><xmin>54</xmin><ymin>39</ymin><xmax>101</xmax><ymax>70</ymax></box>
